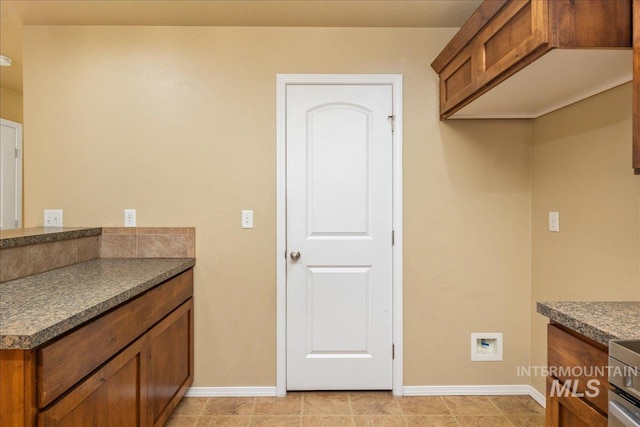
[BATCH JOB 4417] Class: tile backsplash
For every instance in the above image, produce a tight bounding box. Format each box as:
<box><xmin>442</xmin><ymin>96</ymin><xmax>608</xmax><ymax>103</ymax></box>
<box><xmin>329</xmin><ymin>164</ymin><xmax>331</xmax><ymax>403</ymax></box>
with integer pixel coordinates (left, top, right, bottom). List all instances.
<box><xmin>0</xmin><ymin>236</ymin><xmax>100</xmax><ymax>283</ymax></box>
<box><xmin>0</xmin><ymin>227</ymin><xmax>195</xmax><ymax>283</ymax></box>
<box><xmin>100</xmin><ymin>227</ymin><xmax>195</xmax><ymax>258</ymax></box>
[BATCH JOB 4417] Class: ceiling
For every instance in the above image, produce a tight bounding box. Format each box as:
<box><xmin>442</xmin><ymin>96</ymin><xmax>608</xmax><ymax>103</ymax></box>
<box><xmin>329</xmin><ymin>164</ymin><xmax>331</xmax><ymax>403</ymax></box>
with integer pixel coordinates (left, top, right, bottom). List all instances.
<box><xmin>0</xmin><ymin>0</ymin><xmax>481</xmax><ymax>93</ymax></box>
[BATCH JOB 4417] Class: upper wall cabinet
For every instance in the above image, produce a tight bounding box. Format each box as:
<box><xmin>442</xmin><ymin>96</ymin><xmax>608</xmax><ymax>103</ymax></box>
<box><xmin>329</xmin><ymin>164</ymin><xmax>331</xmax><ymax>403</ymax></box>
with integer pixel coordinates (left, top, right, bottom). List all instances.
<box><xmin>431</xmin><ymin>0</ymin><xmax>632</xmax><ymax>120</ymax></box>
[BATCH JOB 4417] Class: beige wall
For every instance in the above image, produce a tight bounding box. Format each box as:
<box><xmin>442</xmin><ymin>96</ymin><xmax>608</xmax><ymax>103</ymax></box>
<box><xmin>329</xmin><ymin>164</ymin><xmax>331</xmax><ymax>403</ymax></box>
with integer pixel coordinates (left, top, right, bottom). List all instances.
<box><xmin>530</xmin><ymin>82</ymin><xmax>640</xmax><ymax>395</ymax></box>
<box><xmin>0</xmin><ymin>85</ymin><xmax>23</xmax><ymax>123</ymax></box>
<box><xmin>23</xmin><ymin>26</ymin><xmax>533</xmax><ymax>387</ymax></box>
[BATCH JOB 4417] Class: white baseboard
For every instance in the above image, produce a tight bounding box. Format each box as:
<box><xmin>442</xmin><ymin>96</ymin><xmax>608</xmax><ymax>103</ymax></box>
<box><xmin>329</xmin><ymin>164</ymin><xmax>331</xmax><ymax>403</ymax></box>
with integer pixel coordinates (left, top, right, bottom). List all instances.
<box><xmin>185</xmin><ymin>385</ymin><xmax>546</xmax><ymax>408</ymax></box>
<box><xmin>527</xmin><ymin>385</ymin><xmax>546</xmax><ymax>408</ymax></box>
<box><xmin>185</xmin><ymin>387</ymin><xmax>277</xmax><ymax>397</ymax></box>
<box><xmin>403</xmin><ymin>385</ymin><xmax>546</xmax><ymax>409</ymax></box>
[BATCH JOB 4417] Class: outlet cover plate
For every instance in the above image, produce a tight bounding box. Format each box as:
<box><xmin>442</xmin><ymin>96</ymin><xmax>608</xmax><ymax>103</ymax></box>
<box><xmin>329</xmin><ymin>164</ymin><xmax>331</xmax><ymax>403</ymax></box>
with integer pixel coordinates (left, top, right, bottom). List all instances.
<box><xmin>44</xmin><ymin>209</ymin><xmax>63</xmax><ymax>227</ymax></box>
<box><xmin>124</xmin><ymin>209</ymin><xmax>136</xmax><ymax>227</ymax></box>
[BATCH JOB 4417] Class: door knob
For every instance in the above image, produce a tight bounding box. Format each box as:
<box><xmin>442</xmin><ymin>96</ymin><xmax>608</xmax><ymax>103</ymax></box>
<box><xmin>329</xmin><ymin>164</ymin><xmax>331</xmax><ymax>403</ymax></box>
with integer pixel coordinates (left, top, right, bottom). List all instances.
<box><xmin>290</xmin><ymin>251</ymin><xmax>301</xmax><ymax>261</ymax></box>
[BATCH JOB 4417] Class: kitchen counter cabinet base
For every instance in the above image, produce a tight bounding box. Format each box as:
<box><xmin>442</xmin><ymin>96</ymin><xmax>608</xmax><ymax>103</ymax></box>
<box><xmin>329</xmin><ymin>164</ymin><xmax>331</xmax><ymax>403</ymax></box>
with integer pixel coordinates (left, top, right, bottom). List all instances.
<box><xmin>0</xmin><ymin>269</ymin><xmax>194</xmax><ymax>427</ymax></box>
<box><xmin>37</xmin><ymin>269</ymin><xmax>192</xmax><ymax>408</ymax></box>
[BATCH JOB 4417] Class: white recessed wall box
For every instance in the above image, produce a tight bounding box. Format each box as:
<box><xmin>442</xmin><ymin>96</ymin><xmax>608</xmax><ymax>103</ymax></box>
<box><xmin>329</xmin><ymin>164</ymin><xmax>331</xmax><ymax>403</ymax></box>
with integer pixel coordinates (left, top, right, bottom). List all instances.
<box><xmin>0</xmin><ymin>55</ymin><xmax>12</xmax><ymax>67</ymax></box>
<box><xmin>471</xmin><ymin>332</ymin><xmax>503</xmax><ymax>362</ymax></box>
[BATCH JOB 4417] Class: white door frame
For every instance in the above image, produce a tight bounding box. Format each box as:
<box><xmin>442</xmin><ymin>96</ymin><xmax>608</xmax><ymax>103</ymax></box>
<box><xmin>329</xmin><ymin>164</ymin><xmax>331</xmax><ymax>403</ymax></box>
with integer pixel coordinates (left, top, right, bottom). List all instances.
<box><xmin>0</xmin><ymin>118</ymin><xmax>23</xmax><ymax>229</ymax></box>
<box><xmin>276</xmin><ymin>74</ymin><xmax>403</xmax><ymax>396</ymax></box>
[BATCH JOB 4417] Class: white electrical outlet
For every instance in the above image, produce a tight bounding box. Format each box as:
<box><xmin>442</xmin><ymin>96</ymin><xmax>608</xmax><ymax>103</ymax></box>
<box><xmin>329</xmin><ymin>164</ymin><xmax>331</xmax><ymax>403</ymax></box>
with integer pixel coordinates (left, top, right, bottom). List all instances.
<box><xmin>124</xmin><ymin>209</ymin><xmax>136</xmax><ymax>227</ymax></box>
<box><xmin>44</xmin><ymin>209</ymin><xmax>63</xmax><ymax>227</ymax></box>
<box><xmin>242</xmin><ymin>210</ymin><xmax>253</xmax><ymax>229</ymax></box>
<box><xmin>549</xmin><ymin>211</ymin><xmax>560</xmax><ymax>232</ymax></box>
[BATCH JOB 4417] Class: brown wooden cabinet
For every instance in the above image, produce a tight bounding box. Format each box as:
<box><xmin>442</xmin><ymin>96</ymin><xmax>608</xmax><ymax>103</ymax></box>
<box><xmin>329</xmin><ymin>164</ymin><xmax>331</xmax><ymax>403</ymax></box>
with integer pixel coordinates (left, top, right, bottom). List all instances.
<box><xmin>432</xmin><ymin>0</ymin><xmax>640</xmax><ymax>173</ymax></box>
<box><xmin>545</xmin><ymin>324</ymin><xmax>608</xmax><ymax>427</ymax></box>
<box><xmin>431</xmin><ymin>0</ymin><xmax>632</xmax><ymax>120</ymax></box>
<box><xmin>0</xmin><ymin>269</ymin><xmax>194</xmax><ymax>427</ymax></box>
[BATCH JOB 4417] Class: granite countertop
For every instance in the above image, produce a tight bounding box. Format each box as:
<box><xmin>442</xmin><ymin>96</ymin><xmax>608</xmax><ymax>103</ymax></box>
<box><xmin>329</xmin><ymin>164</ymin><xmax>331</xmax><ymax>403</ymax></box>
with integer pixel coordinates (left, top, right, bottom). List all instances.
<box><xmin>0</xmin><ymin>258</ymin><xmax>195</xmax><ymax>350</ymax></box>
<box><xmin>537</xmin><ymin>301</ymin><xmax>640</xmax><ymax>346</ymax></box>
<box><xmin>0</xmin><ymin>227</ymin><xmax>102</xmax><ymax>249</ymax></box>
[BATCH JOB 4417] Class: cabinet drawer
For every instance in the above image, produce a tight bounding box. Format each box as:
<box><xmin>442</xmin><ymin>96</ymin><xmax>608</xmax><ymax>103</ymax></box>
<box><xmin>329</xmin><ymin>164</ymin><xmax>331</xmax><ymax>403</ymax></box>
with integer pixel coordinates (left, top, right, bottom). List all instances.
<box><xmin>37</xmin><ymin>269</ymin><xmax>193</xmax><ymax>408</ymax></box>
<box><xmin>547</xmin><ymin>324</ymin><xmax>609</xmax><ymax>415</ymax></box>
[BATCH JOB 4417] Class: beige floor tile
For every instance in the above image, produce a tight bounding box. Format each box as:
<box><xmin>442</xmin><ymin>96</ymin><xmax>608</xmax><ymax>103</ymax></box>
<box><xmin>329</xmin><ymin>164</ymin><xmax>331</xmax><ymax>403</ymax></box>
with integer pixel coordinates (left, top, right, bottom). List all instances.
<box><xmin>302</xmin><ymin>415</ymin><xmax>355</xmax><ymax>426</ymax></box>
<box><xmin>172</xmin><ymin>394</ymin><xmax>545</xmax><ymax>427</ymax></box>
<box><xmin>505</xmin><ymin>414</ymin><xmax>545</xmax><ymax>427</ymax></box>
<box><xmin>350</xmin><ymin>392</ymin><xmax>402</xmax><ymax>415</ymax></box>
<box><xmin>489</xmin><ymin>396</ymin><xmax>544</xmax><ymax>415</ymax></box>
<box><xmin>254</xmin><ymin>394</ymin><xmax>303</xmax><ymax>415</ymax></box>
<box><xmin>353</xmin><ymin>415</ymin><xmax>406</xmax><ymax>426</ymax></box>
<box><xmin>396</xmin><ymin>397</ymin><xmax>451</xmax><ymax>416</ymax></box>
<box><xmin>202</xmin><ymin>397</ymin><xmax>255</xmax><ymax>416</ymax></box>
<box><xmin>174</xmin><ymin>398</ymin><xmax>209</xmax><ymax>416</ymax></box>
<box><xmin>249</xmin><ymin>415</ymin><xmax>301</xmax><ymax>426</ymax></box>
<box><xmin>404</xmin><ymin>415</ymin><xmax>458</xmax><ymax>427</ymax></box>
<box><xmin>442</xmin><ymin>396</ymin><xmax>500</xmax><ymax>416</ymax></box>
<box><xmin>303</xmin><ymin>392</ymin><xmax>351</xmax><ymax>415</ymax></box>
<box><xmin>165</xmin><ymin>415</ymin><xmax>199</xmax><ymax>427</ymax></box>
<box><xmin>196</xmin><ymin>415</ymin><xmax>250</xmax><ymax>426</ymax></box>
<box><xmin>455</xmin><ymin>415</ymin><xmax>513</xmax><ymax>427</ymax></box>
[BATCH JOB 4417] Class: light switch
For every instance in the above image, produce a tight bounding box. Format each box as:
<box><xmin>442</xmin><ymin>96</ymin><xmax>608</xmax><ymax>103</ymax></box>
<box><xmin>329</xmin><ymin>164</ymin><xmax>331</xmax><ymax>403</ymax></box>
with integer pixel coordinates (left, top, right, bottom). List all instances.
<box><xmin>242</xmin><ymin>210</ymin><xmax>253</xmax><ymax>229</ymax></box>
<box><xmin>549</xmin><ymin>211</ymin><xmax>559</xmax><ymax>232</ymax></box>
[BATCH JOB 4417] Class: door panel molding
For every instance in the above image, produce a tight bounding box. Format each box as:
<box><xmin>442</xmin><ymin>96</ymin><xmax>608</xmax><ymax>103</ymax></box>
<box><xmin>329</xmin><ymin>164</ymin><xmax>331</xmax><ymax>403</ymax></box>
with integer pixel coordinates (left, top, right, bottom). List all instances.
<box><xmin>276</xmin><ymin>74</ymin><xmax>403</xmax><ymax>396</ymax></box>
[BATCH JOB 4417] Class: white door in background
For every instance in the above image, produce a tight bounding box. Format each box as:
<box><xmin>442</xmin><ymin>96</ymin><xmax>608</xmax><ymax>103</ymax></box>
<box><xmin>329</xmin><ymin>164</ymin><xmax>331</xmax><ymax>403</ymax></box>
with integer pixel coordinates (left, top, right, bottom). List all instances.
<box><xmin>286</xmin><ymin>84</ymin><xmax>394</xmax><ymax>390</ymax></box>
<box><xmin>0</xmin><ymin>119</ymin><xmax>22</xmax><ymax>230</ymax></box>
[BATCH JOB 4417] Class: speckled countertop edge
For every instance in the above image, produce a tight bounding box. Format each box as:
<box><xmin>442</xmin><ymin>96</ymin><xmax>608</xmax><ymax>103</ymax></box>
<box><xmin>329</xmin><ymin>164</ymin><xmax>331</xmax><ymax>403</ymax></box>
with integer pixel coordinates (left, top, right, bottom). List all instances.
<box><xmin>537</xmin><ymin>301</ymin><xmax>640</xmax><ymax>346</ymax></box>
<box><xmin>0</xmin><ymin>227</ymin><xmax>102</xmax><ymax>249</ymax></box>
<box><xmin>0</xmin><ymin>258</ymin><xmax>195</xmax><ymax>350</ymax></box>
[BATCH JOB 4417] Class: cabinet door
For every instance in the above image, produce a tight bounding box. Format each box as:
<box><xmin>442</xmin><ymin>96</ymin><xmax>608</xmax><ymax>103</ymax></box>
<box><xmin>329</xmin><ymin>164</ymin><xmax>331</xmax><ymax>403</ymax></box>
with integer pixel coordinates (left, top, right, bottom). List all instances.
<box><xmin>547</xmin><ymin>324</ymin><xmax>608</xmax><ymax>413</ymax></box>
<box><xmin>147</xmin><ymin>299</ymin><xmax>194</xmax><ymax>427</ymax></box>
<box><xmin>545</xmin><ymin>377</ymin><xmax>607</xmax><ymax>427</ymax></box>
<box><xmin>438</xmin><ymin>0</ymin><xmax>549</xmax><ymax>117</ymax></box>
<box><xmin>38</xmin><ymin>339</ymin><xmax>147</xmax><ymax>427</ymax></box>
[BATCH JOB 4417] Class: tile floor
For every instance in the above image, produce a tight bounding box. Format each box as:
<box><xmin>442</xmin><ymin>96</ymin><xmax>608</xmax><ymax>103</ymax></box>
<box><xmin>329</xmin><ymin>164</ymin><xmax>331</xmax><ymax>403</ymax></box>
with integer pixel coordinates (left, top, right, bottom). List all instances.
<box><xmin>166</xmin><ymin>392</ymin><xmax>545</xmax><ymax>426</ymax></box>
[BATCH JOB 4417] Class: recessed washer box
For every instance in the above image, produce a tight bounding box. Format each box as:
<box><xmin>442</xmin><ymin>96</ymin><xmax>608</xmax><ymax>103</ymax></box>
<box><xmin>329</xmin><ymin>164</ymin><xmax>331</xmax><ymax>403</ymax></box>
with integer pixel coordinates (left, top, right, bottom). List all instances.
<box><xmin>471</xmin><ymin>333</ymin><xmax>503</xmax><ymax>361</ymax></box>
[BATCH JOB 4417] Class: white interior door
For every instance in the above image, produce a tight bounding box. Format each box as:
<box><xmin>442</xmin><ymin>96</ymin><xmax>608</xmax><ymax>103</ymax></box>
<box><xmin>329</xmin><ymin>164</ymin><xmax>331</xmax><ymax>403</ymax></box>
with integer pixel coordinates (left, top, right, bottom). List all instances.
<box><xmin>0</xmin><ymin>119</ymin><xmax>22</xmax><ymax>230</ymax></box>
<box><xmin>286</xmin><ymin>84</ymin><xmax>393</xmax><ymax>390</ymax></box>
